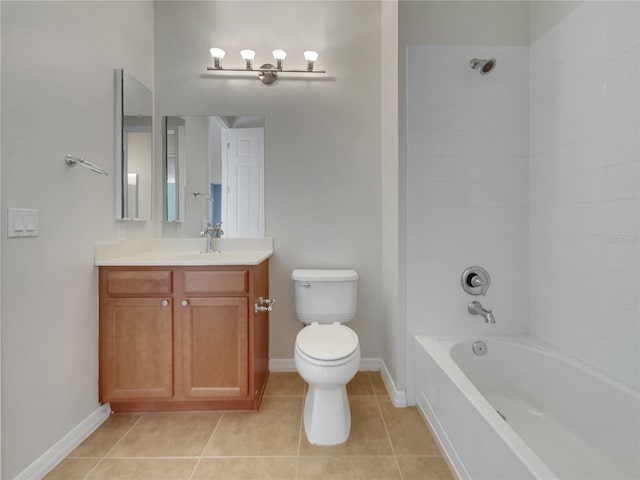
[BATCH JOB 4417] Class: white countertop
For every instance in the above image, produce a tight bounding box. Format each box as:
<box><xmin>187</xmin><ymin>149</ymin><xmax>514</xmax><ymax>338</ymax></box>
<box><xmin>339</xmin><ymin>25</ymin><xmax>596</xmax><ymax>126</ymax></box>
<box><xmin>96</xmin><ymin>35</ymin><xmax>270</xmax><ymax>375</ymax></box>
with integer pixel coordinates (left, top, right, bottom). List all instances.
<box><xmin>95</xmin><ymin>238</ymin><xmax>273</xmax><ymax>266</ymax></box>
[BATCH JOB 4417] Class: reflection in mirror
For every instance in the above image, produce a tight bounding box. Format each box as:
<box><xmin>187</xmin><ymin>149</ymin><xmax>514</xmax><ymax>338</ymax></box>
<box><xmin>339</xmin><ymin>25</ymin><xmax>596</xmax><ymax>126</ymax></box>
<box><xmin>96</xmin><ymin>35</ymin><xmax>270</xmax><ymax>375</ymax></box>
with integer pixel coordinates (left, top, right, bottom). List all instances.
<box><xmin>127</xmin><ymin>173</ymin><xmax>139</xmax><ymax>217</ymax></box>
<box><xmin>115</xmin><ymin>69</ymin><xmax>152</xmax><ymax>220</ymax></box>
<box><xmin>163</xmin><ymin>115</ymin><xmax>265</xmax><ymax>238</ymax></box>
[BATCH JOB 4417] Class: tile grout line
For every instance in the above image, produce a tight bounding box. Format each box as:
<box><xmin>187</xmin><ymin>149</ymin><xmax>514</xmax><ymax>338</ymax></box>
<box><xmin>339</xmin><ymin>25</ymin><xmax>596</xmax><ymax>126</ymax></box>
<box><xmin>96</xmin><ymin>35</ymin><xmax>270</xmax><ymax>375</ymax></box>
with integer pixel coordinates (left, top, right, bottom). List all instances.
<box><xmin>188</xmin><ymin>413</ymin><xmax>225</xmax><ymax>480</ymax></box>
<box><xmin>366</xmin><ymin>371</ymin><xmax>376</xmax><ymax>396</ymax></box>
<box><xmin>374</xmin><ymin>393</ymin><xmax>405</xmax><ymax>480</ymax></box>
<box><xmin>81</xmin><ymin>413</ymin><xmax>144</xmax><ymax>480</ymax></box>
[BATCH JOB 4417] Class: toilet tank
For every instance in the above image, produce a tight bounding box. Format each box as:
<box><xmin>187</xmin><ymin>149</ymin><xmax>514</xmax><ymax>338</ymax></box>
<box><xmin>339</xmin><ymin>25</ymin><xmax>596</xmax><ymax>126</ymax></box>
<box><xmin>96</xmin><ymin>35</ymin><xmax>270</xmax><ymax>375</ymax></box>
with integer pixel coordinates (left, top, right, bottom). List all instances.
<box><xmin>292</xmin><ymin>269</ymin><xmax>359</xmax><ymax>323</ymax></box>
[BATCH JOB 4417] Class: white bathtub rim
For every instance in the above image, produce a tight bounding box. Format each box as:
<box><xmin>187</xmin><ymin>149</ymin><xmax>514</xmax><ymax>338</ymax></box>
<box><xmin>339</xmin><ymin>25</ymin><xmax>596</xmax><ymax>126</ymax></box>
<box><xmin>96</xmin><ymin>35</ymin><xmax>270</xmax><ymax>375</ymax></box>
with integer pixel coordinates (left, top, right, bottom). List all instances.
<box><xmin>440</xmin><ymin>335</ymin><xmax>640</xmax><ymax>397</ymax></box>
<box><xmin>416</xmin><ymin>335</ymin><xmax>559</xmax><ymax>480</ymax></box>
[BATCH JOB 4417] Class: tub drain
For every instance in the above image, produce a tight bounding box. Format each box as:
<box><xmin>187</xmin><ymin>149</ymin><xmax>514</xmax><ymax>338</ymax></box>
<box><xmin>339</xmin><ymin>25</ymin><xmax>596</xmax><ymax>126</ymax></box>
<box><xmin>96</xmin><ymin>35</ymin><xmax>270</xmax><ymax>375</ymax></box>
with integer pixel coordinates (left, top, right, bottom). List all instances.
<box><xmin>472</xmin><ymin>341</ymin><xmax>487</xmax><ymax>356</ymax></box>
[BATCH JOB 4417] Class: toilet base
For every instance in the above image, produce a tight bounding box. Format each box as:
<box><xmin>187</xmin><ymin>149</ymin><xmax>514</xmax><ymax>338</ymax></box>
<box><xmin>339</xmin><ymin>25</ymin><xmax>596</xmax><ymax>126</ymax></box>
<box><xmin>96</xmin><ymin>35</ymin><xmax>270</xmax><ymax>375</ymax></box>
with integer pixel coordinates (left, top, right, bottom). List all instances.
<box><xmin>303</xmin><ymin>385</ymin><xmax>351</xmax><ymax>445</ymax></box>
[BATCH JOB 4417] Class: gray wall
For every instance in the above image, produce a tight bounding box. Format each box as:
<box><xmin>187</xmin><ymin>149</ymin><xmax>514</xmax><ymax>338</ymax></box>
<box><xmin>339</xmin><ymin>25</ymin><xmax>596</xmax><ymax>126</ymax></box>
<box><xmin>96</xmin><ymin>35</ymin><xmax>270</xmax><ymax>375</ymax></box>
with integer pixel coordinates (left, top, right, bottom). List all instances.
<box><xmin>380</xmin><ymin>0</ymin><xmax>402</xmax><ymax>392</ymax></box>
<box><xmin>0</xmin><ymin>2</ymin><xmax>154</xmax><ymax>477</ymax></box>
<box><xmin>154</xmin><ymin>1</ymin><xmax>384</xmax><ymax>359</ymax></box>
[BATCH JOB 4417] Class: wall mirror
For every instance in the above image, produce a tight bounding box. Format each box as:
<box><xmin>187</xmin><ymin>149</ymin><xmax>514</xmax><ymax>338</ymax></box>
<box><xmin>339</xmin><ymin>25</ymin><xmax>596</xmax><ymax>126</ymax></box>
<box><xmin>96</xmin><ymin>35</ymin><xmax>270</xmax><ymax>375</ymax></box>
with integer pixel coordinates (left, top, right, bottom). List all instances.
<box><xmin>115</xmin><ymin>69</ymin><xmax>152</xmax><ymax>220</ymax></box>
<box><xmin>163</xmin><ymin>115</ymin><xmax>265</xmax><ymax>238</ymax></box>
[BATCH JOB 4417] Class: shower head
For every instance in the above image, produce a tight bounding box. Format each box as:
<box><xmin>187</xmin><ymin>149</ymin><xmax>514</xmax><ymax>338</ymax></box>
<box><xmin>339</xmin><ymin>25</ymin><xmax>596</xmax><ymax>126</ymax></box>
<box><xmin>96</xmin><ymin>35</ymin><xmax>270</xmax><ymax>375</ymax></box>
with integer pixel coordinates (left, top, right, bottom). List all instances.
<box><xmin>470</xmin><ymin>58</ymin><xmax>497</xmax><ymax>75</ymax></box>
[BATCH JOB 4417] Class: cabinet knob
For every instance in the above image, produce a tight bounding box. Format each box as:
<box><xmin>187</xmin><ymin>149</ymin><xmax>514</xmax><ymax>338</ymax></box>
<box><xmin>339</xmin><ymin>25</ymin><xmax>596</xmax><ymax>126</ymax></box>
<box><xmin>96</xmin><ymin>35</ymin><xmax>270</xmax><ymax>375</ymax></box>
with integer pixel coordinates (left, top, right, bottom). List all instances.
<box><xmin>181</xmin><ymin>300</ymin><xmax>189</xmax><ymax>307</ymax></box>
<box><xmin>161</xmin><ymin>299</ymin><xmax>169</xmax><ymax>307</ymax></box>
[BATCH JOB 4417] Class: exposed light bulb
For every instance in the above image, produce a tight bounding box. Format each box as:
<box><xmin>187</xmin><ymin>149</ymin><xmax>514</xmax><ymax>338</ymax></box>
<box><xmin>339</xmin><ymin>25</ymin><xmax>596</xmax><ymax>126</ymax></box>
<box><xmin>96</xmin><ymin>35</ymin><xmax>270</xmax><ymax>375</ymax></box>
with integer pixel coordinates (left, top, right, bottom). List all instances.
<box><xmin>209</xmin><ymin>47</ymin><xmax>226</xmax><ymax>69</ymax></box>
<box><xmin>240</xmin><ymin>49</ymin><xmax>256</xmax><ymax>60</ymax></box>
<box><xmin>304</xmin><ymin>50</ymin><xmax>318</xmax><ymax>62</ymax></box>
<box><xmin>272</xmin><ymin>49</ymin><xmax>287</xmax><ymax>70</ymax></box>
<box><xmin>240</xmin><ymin>49</ymin><xmax>256</xmax><ymax>69</ymax></box>
<box><xmin>209</xmin><ymin>47</ymin><xmax>226</xmax><ymax>59</ymax></box>
<box><xmin>304</xmin><ymin>50</ymin><xmax>319</xmax><ymax>71</ymax></box>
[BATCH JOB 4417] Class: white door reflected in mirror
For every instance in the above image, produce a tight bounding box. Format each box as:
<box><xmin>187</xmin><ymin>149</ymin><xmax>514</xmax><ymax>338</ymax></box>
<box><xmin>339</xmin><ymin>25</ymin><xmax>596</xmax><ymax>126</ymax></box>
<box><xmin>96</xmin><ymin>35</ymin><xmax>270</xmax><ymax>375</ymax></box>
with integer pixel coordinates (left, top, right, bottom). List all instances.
<box><xmin>224</xmin><ymin>127</ymin><xmax>264</xmax><ymax>238</ymax></box>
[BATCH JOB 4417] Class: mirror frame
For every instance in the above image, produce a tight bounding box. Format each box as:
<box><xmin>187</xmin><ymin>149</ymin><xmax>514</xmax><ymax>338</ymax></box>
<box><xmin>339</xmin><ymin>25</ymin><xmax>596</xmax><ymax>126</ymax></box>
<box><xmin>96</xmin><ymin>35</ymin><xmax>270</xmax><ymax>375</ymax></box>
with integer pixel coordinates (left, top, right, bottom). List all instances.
<box><xmin>115</xmin><ymin>69</ymin><xmax>125</xmax><ymax>218</ymax></box>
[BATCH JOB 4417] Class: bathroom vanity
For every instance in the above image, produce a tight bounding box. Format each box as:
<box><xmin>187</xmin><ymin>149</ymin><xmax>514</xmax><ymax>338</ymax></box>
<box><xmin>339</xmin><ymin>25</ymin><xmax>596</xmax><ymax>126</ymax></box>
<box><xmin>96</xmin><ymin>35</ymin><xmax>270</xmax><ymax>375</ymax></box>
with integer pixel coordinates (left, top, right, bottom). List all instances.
<box><xmin>95</xmin><ymin>239</ymin><xmax>272</xmax><ymax>412</ymax></box>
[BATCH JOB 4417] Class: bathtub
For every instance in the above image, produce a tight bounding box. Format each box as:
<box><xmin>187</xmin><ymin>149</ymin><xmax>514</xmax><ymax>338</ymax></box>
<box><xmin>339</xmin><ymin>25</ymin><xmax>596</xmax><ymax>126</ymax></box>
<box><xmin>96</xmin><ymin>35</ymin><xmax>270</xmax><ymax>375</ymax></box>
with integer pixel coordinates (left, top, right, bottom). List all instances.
<box><xmin>414</xmin><ymin>335</ymin><xmax>640</xmax><ymax>480</ymax></box>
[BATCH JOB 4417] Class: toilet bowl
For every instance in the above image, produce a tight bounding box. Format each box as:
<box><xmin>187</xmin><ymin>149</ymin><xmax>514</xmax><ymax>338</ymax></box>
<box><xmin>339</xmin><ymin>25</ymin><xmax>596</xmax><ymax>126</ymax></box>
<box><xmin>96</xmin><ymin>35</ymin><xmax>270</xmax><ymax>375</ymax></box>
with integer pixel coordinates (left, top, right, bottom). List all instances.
<box><xmin>295</xmin><ymin>323</ymin><xmax>361</xmax><ymax>445</ymax></box>
<box><xmin>292</xmin><ymin>270</ymin><xmax>360</xmax><ymax>445</ymax></box>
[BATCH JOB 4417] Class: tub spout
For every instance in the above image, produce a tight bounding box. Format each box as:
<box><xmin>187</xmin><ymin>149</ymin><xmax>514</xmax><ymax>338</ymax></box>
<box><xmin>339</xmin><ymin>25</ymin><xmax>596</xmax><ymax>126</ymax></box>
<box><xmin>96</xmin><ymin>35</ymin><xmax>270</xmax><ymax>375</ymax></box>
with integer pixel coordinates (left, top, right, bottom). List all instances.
<box><xmin>468</xmin><ymin>301</ymin><xmax>496</xmax><ymax>324</ymax></box>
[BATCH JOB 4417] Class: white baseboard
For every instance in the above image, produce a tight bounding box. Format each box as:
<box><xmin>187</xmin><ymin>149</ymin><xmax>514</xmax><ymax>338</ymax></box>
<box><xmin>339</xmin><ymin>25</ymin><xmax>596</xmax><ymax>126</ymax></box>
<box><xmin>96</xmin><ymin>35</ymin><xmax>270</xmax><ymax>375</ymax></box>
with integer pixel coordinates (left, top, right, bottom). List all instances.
<box><xmin>380</xmin><ymin>360</ymin><xmax>408</xmax><ymax>407</ymax></box>
<box><xmin>269</xmin><ymin>358</ymin><xmax>296</xmax><ymax>371</ymax></box>
<box><xmin>268</xmin><ymin>357</ymin><xmax>408</xmax><ymax>407</ymax></box>
<box><xmin>14</xmin><ymin>403</ymin><xmax>111</xmax><ymax>480</ymax></box>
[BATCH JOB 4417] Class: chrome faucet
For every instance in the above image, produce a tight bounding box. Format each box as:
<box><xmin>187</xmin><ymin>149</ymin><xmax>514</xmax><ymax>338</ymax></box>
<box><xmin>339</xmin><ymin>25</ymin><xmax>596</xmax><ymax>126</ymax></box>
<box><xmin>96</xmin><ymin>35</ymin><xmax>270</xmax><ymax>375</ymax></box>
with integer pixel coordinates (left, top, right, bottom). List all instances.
<box><xmin>468</xmin><ymin>301</ymin><xmax>496</xmax><ymax>324</ymax></box>
<box><xmin>213</xmin><ymin>221</ymin><xmax>224</xmax><ymax>239</ymax></box>
<box><xmin>200</xmin><ymin>221</ymin><xmax>219</xmax><ymax>253</ymax></box>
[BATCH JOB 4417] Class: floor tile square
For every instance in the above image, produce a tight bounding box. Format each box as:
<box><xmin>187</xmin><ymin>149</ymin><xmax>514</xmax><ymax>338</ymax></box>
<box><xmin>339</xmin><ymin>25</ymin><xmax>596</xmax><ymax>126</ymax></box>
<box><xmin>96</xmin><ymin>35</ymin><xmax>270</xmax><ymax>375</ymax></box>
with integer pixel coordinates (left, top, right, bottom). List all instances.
<box><xmin>397</xmin><ymin>455</ymin><xmax>455</xmax><ymax>480</ymax></box>
<box><xmin>377</xmin><ymin>397</ymin><xmax>440</xmax><ymax>455</ymax></box>
<box><xmin>69</xmin><ymin>414</ymin><xmax>140</xmax><ymax>458</ymax></box>
<box><xmin>107</xmin><ymin>412</ymin><xmax>221</xmax><ymax>457</ymax></box>
<box><xmin>264</xmin><ymin>371</ymin><xmax>305</xmax><ymax>396</ymax></box>
<box><xmin>43</xmin><ymin>458</ymin><xmax>99</xmax><ymax>480</ymax></box>
<box><xmin>192</xmin><ymin>457</ymin><xmax>297</xmax><ymax>479</ymax></box>
<box><xmin>204</xmin><ymin>396</ymin><xmax>302</xmax><ymax>456</ymax></box>
<box><xmin>297</xmin><ymin>455</ymin><xmax>402</xmax><ymax>479</ymax></box>
<box><xmin>346</xmin><ymin>371</ymin><xmax>374</xmax><ymax>395</ymax></box>
<box><xmin>87</xmin><ymin>458</ymin><xmax>197</xmax><ymax>479</ymax></box>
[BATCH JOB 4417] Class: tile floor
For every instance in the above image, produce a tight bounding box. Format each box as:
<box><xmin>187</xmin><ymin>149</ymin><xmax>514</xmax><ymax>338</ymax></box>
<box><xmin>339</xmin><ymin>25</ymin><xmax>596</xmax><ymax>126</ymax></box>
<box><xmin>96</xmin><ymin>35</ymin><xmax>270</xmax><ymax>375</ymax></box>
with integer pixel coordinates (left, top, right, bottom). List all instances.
<box><xmin>45</xmin><ymin>372</ymin><xmax>454</xmax><ymax>480</ymax></box>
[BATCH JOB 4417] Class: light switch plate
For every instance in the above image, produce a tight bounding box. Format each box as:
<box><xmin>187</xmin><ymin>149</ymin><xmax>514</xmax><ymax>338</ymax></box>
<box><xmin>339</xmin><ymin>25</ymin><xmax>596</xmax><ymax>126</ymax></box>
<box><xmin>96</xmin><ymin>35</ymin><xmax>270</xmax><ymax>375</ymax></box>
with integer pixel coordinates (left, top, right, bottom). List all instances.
<box><xmin>8</xmin><ymin>208</ymin><xmax>39</xmax><ymax>237</ymax></box>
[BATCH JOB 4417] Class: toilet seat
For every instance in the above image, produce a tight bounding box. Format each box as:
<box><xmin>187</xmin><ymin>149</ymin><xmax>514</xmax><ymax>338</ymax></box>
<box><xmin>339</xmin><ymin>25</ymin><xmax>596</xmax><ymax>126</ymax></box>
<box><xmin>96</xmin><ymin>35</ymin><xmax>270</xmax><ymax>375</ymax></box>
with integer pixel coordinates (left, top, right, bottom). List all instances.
<box><xmin>295</xmin><ymin>323</ymin><xmax>359</xmax><ymax>365</ymax></box>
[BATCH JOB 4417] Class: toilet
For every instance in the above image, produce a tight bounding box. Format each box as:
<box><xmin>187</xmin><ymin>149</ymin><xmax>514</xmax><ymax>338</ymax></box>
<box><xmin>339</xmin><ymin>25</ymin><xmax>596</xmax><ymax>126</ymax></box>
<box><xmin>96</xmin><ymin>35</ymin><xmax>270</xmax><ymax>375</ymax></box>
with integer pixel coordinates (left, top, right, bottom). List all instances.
<box><xmin>292</xmin><ymin>269</ymin><xmax>360</xmax><ymax>446</ymax></box>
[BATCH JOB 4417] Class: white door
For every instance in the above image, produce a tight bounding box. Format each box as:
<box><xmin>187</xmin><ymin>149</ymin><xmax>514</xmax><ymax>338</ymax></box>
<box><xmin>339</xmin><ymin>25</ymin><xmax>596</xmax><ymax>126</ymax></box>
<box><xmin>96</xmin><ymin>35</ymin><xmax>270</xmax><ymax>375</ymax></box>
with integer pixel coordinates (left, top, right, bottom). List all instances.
<box><xmin>223</xmin><ymin>128</ymin><xmax>265</xmax><ymax>237</ymax></box>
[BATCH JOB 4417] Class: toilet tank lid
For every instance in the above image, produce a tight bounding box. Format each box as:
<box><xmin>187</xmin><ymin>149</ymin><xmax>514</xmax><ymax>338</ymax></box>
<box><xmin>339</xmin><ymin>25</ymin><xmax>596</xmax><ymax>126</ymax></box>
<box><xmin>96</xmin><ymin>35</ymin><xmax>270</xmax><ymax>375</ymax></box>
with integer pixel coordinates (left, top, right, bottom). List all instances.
<box><xmin>292</xmin><ymin>269</ymin><xmax>359</xmax><ymax>282</ymax></box>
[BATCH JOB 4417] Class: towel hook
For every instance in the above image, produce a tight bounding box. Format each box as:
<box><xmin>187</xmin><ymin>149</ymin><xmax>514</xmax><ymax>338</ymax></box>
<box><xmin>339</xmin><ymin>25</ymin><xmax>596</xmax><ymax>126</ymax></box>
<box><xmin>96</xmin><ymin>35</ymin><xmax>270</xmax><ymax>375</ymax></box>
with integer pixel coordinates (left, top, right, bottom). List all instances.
<box><xmin>65</xmin><ymin>154</ymin><xmax>109</xmax><ymax>176</ymax></box>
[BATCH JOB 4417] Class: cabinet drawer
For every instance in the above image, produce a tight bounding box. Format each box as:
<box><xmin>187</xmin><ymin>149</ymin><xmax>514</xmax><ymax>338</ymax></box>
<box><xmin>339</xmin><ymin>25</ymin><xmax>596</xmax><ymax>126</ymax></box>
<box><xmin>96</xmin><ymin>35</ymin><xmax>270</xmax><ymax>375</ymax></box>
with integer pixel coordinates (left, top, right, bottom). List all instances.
<box><xmin>106</xmin><ymin>270</ymin><xmax>173</xmax><ymax>296</ymax></box>
<box><xmin>183</xmin><ymin>270</ymin><xmax>248</xmax><ymax>294</ymax></box>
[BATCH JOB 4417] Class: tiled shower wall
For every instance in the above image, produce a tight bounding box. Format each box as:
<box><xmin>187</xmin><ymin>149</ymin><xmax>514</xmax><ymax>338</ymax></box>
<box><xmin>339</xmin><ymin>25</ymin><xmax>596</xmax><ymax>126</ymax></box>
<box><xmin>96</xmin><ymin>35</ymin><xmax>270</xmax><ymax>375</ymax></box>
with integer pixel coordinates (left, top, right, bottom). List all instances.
<box><xmin>529</xmin><ymin>2</ymin><xmax>640</xmax><ymax>389</ymax></box>
<box><xmin>406</xmin><ymin>46</ymin><xmax>530</xmax><ymax>336</ymax></box>
<box><xmin>407</xmin><ymin>2</ymin><xmax>639</xmax><ymax>390</ymax></box>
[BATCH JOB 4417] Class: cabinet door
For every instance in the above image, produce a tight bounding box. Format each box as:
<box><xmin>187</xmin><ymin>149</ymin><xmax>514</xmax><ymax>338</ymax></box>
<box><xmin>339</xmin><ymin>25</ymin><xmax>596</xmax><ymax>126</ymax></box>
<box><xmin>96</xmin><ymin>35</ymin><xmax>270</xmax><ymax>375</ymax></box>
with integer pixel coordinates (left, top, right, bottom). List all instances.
<box><xmin>180</xmin><ymin>297</ymin><xmax>249</xmax><ymax>398</ymax></box>
<box><xmin>100</xmin><ymin>297</ymin><xmax>173</xmax><ymax>400</ymax></box>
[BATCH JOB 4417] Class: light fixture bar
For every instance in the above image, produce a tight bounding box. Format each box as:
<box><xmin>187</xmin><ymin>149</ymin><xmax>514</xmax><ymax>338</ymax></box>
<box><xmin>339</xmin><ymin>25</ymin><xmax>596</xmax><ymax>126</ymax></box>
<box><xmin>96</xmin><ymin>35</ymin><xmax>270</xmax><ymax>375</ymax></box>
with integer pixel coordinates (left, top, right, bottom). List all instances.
<box><xmin>207</xmin><ymin>48</ymin><xmax>325</xmax><ymax>84</ymax></box>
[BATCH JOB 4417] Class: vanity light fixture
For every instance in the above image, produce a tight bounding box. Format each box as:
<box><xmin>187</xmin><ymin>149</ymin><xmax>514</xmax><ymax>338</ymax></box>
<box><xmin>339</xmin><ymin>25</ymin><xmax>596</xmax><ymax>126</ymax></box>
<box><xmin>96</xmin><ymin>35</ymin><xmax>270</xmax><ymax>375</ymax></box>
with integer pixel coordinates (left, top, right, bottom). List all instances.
<box><xmin>206</xmin><ymin>47</ymin><xmax>325</xmax><ymax>85</ymax></box>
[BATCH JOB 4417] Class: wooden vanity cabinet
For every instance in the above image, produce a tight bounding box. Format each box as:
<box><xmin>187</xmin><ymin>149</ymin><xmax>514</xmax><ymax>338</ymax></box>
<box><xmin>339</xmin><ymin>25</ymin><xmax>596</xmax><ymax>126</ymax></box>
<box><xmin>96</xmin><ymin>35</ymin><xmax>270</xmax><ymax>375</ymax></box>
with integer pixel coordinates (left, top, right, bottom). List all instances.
<box><xmin>98</xmin><ymin>261</ymin><xmax>269</xmax><ymax>412</ymax></box>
